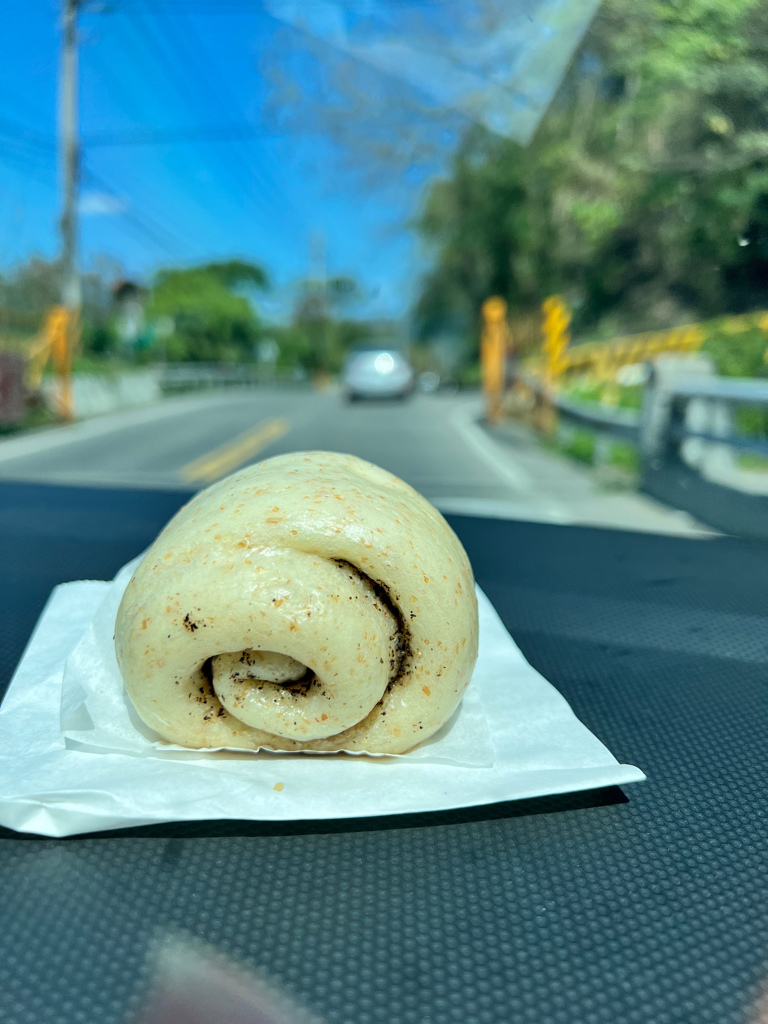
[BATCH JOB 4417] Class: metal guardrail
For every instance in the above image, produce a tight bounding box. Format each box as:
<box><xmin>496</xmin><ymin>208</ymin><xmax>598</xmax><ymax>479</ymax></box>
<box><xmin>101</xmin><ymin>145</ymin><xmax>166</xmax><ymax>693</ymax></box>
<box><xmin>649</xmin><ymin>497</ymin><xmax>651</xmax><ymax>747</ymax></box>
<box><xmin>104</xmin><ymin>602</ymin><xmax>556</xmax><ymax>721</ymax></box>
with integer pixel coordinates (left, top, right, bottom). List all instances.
<box><xmin>665</xmin><ymin>375</ymin><xmax>768</xmax><ymax>459</ymax></box>
<box><xmin>554</xmin><ymin>392</ymin><xmax>640</xmax><ymax>443</ymax></box>
<box><xmin>667</xmin><ymin>376</ymin><xmax>768</xmax><ymax>403</ymax></box>
<box><xmin>669</xmin><ymin>428</ymin><xmax>768</xmax><ymax>457</ymax></box>
<box><xmin>515</xmin><ymin>371</ymin><xmax>641</xmax><ymax>442</ymax></box>
<box><xmin>160</xmin><ymin>363</ymin><xmax>309</xmax><ymax>390</ymax></box>
<box><xmin>498</xmin><ymin>294</ymin><xmax>768</xmax><ymax>538</ymax></box>
<box><xmin>642</xmin><ymin>373</ymin><xmax>768</xmax><ymax>541</ymax></box>
<box><xmin>517</xmin><ymin>368</ymin><xmax>768</xmax><ymax>457</ymax></box>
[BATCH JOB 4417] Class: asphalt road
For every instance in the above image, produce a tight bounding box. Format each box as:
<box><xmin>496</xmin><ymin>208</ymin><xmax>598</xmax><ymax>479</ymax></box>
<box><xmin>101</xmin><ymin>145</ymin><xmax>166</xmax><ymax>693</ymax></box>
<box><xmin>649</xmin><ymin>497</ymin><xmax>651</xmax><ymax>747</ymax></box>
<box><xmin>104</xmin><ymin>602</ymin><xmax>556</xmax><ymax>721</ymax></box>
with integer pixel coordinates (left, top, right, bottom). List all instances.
<box><xmin>0</xmin><ymin>387</ymin><xmax>708</xmax><ymax>534</ymax></box>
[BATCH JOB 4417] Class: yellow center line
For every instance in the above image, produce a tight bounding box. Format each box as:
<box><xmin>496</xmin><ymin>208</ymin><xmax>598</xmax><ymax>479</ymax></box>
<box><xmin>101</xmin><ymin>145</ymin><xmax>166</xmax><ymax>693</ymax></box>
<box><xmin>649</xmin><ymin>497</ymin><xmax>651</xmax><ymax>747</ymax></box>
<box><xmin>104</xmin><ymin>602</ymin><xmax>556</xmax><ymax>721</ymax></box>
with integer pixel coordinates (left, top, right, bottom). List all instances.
<box><xmin>180</xmin><ymin>417</ymin><xmax>290</xmax><ymax>485</ymax></box>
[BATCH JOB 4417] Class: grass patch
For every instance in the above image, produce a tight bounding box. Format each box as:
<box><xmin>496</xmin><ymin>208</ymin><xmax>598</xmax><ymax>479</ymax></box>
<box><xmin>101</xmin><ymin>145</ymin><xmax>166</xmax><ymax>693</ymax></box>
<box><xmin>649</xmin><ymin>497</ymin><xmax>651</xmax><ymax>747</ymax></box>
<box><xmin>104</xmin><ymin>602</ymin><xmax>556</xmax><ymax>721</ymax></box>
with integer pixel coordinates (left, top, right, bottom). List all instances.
<box><xmin>562</xmin><ymin>429</ymin><xmax>596</xmax><ymax>464</ymax></box>
<box><xmin>71</xmin><ymin>355</ymin><xmax>139</xmax><ymax>377</ymax></box>
<box><xmin>0</xmin><ymin>404</ymin><xmax>58</xmax><ymax>436</ymax></box>
<box><xmin>564</xmin><ymin>378</ymin><xmax>643</xmax><ymax>410</ymax></box>
<box><xmin>553</xmin><ymin>426</ymin><xmax>640</xmax><ymax>478</ymax></box>
<box><xmin>607</xmin><ymin>442</ymin><xmax>640</xmax><ymax>473</ymax></box>
<box><xmin>738</xmin><ymin>453</ymin><xmax>768</xmax><ymax>471</ymax></box>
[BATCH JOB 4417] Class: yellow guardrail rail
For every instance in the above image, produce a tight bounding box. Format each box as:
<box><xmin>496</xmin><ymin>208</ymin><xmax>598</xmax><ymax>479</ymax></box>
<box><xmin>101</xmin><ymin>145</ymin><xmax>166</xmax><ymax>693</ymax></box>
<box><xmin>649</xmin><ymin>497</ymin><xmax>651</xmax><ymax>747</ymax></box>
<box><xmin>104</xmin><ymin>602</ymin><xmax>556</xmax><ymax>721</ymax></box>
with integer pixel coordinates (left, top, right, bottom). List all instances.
<box><xmin>541</xmin><ymin>319</ymin><xmax>705</xmax><ymax>384</ymax></box>
<box><xmin>479</xmin><ymin>294</ymin><xmax>768</xmax><ymax>427</ymax></box>
<box><xmin>535</xmin><ymin>302</ymin><xmax>768</xmax><ymax>386</ymax></box>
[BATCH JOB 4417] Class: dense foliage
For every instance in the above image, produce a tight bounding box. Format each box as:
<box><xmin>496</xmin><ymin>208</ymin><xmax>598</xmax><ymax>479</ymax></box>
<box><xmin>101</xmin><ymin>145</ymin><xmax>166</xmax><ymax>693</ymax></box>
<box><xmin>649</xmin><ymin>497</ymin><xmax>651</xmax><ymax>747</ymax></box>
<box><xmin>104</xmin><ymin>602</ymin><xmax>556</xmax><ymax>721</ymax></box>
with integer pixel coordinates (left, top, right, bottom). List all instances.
<box><xmin>415</xmin><ymin>0</ymin><xmax>768</xmax><ymax>349</ymax></box>
<box><xmin>148</xmin><ymin>260</ymin><xmax>268</xmax><ymax>363</ymax></box>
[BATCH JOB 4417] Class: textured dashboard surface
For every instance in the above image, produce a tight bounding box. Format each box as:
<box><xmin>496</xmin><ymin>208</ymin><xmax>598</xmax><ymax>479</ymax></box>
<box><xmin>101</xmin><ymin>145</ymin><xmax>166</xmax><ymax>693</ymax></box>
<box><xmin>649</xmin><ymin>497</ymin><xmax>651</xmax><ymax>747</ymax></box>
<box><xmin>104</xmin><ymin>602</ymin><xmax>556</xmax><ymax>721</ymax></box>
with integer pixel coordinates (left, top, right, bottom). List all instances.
<box><xmin>1</xmin><ymin>481</ymin><xmax>766</xmax><ymax>1024</ymax></box>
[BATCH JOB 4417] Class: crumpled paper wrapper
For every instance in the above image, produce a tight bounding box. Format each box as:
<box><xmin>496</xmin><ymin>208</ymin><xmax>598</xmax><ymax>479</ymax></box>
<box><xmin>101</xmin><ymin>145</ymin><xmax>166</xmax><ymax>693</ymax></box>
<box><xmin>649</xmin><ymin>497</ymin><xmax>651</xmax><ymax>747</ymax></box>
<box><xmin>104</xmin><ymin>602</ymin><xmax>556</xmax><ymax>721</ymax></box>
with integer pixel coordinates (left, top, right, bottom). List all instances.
<box><xmin>0</xmin><ymin>563</ymin><xmax>645</xmax><ymax>837</ymax></box>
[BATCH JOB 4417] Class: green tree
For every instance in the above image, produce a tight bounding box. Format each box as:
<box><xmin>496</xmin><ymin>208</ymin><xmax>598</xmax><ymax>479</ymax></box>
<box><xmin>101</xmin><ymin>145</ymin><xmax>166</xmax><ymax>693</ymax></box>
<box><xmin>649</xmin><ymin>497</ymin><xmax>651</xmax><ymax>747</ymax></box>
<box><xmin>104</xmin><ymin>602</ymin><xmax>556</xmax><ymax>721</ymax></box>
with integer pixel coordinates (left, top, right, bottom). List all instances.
<box><xmin>414</xmin><ymin>130</ymin><xmax>547</xmax><ymax>340</ymax></box>
<box><xmin>148</xmin><ymin>261</ymin><xmax>268</xmax><ymax>362</ymax></box>
<box><xmin>416</xmin><ymin>0</ymin><xmax>768</xmax><ymax>346</ymax></box>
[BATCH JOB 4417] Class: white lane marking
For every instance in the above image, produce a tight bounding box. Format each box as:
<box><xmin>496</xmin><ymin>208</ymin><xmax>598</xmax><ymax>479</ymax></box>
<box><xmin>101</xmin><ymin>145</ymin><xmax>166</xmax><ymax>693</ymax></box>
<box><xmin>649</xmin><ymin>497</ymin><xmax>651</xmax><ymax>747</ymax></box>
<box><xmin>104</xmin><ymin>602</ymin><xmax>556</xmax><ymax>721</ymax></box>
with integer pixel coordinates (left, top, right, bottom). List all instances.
<box><xmin>449</xmin><ymin>399</ymin><xmax>535</xmax><ymax>492</ymax></box>
<box><xmin>0</xmin><ymin>468</ymin><xmax>196</xmax><ymax>491</ymax></box>
<box><xmin>432</xmin><ymin>496</ymin><xmax>713</xmax><ymax>537</ymax></box>
<box><xmin>0</xmin><ymin>391</ymin><xmax>255</xmax><ymax>465</ymax></box>
<box><xmin>433</xmin><ymin>497</ymin><xmax>572</xmax><ymax>525</ymax></box>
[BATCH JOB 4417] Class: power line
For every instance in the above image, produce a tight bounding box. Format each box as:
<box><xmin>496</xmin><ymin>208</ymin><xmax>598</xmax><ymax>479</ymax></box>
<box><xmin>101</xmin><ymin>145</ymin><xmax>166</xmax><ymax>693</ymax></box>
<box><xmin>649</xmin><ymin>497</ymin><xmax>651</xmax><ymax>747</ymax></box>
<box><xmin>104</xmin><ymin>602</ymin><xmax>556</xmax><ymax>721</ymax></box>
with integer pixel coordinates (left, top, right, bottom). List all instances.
<box><xmin>107</xmin><ymin>1</ymin><xmax>446</xmax><ymax>12</ymax></box>
<box><xmin>0</xmin><ymin>144</ymin><xmax>57</xmax><ymax>189</ymax></box>
<box><xmin>81</xmin><ymin>164</ymin><xmax>196</xmax><ymax>256</ymax></box>
<box><xmin>0</xmin><ymin>120</ymin><xmax>56</xmax><ymax>153</ymax></box>
<box><xmin>3</xmin><ymin>118</ymin><xmax>316</xmax><ymax>149</ymax></box>
<box><xmin>150</xmin><ymin>6</ymin><xmax>264</xmax><ymax>196</ymax></box>
<box><xmin>0</xmin><ymin>121</ymin><xmax>192</xmax><ymax>256</ymax></box>
<box><xmin>84</xmin><ymin>7</ymin><xmax>265</xmax><ymax>247</ymax></box>
<box><xmin>163</xmin><ymin>5</ymin><xmax>303</xmax><ymax>223</ymax></box>
<box><xmin>81</xmin><ymin>16</ymin><xmax>169</xmax><ymax>127</ymax></box>
<box><xmin>83</xmin><ymin>123</ymin><xmax>290</xmax><ymax>145</ymax></box>
<box><xmin>0</xmin><ymin>81</ymin><xmax>58</xmax><ymax>143</ymax></box>
<box><xmin>0</xmin><ymin>132</ymin><xmax>198</xmax><ymax>257</ymax></box>
<box><xmin>0</xmin><ymin>122</ymin><xmax>197</xmax><ymax>258</ymax></box>
<box><xmin>123</xmin><ymin>7</ymin><xmax>257</xmax><ymax>204</ymax></box>
<box><xmin>82</xmin><ymin>13</ymin><xmax>254</xmax><ymax>244</ymax></box>
<box><xmin>0</xmin><ymin>17</ymin><xmax>205</xmax><ymax>267</ymax></box>
<box><xmin>1</xmin><ymin>3</ymin><xmax>306</xmax><ymax>263</ymax></box>
<box><xmin>0</xmin><ymin>121</ymin><xmax>297</xmax><ymax>260</ymax></box>
<box><xmin>1</xmin><ymin>116</ymin><xmax>305</xmax><ymax>253</ymax></box>
<box><xmin>87</xmin><ymin>3</ymin><xmax>307</xmax><ymax>227</ymax></box>
<box><xmin>94</xmin><ymin>0</ymin><xmax>391</xmax><ymax>225</ymax></box>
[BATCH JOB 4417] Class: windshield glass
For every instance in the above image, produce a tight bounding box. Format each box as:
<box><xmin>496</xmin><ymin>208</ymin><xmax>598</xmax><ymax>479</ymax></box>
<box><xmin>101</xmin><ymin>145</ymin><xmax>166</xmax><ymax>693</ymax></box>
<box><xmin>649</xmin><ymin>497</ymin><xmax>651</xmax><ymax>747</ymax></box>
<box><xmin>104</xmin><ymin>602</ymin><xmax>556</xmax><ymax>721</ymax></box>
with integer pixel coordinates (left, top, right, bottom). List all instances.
<box><xmin>0</xmin><ymin>0</ymin><xmax>765</xmax><ymax>541</ymax></box>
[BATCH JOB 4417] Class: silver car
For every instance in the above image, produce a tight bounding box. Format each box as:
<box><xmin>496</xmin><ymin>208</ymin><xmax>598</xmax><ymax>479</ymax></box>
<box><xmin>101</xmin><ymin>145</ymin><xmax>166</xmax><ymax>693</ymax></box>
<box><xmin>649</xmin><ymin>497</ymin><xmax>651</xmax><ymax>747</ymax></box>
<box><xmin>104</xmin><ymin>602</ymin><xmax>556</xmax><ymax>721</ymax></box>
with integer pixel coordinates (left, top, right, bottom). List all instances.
<box><xmin>343</xmin><ymin>349</ymin><xmax>415</xmax><ymax>401</ymax></box>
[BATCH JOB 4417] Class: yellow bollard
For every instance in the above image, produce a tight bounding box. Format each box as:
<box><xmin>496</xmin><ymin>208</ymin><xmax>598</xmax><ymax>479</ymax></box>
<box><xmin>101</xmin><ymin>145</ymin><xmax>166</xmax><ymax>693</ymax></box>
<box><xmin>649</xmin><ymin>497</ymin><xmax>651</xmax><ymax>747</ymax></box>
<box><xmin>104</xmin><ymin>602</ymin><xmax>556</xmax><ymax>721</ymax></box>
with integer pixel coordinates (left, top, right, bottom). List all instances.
<box><xmin>542</xmin><ymin>295</ymin><xmax>571</xmax><ymax>389</ymax></box>
<box><xmin>45</xmin><ymin>305</ymin><xmax>77</xmax><ymax>422</ymax></box>
<box><xmin>540</xmin><ymin>295</ymin><xmax>571</xmax><ymax>433</ymax></box>
<box><xmin>480</xmin><ymin>296</ymin><xmax>509</xmax><ymax>425</ymax></box>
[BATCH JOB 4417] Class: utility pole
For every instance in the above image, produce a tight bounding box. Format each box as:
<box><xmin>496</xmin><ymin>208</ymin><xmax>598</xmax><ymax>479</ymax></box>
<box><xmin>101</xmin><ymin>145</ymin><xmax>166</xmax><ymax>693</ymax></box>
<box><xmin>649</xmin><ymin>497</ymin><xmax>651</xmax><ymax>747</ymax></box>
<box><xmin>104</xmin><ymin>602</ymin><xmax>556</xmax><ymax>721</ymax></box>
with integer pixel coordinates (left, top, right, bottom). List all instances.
<box><xmin>57</xmin><ymin>0</ymin><xmax>80</xmax><ymax>419</ymax></box>
<box><xmin>60</xmin><ymin>0</ymin><xmax>81</xmax><ymax>310</ymax></box>
<box><xmin>310</xmin><ymin>230</ymin><xmax>328</xmax><ymax>312</ymax></box>
<box><xmin>310</xmin><ymin>230</ymin><xmax>329</xmax><ymax>379</ymax></box>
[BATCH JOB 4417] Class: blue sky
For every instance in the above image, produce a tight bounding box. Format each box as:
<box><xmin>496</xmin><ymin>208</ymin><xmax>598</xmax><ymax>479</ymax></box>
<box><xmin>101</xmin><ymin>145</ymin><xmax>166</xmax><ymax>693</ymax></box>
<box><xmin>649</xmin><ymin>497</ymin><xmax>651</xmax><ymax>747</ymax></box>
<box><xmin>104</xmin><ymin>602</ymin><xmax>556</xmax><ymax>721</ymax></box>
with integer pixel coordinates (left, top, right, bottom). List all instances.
<box><xmin>0</xmin><ymin>0</ymin><xmax>598</xmax><ymax>320</ymax></box>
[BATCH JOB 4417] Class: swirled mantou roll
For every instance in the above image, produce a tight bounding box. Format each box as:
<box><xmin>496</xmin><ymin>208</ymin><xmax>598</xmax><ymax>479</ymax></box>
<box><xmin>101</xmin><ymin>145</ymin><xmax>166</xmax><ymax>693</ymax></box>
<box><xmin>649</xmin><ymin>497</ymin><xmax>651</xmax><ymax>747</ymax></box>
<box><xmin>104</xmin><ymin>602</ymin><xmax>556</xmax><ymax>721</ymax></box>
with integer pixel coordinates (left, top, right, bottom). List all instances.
<box><xmin>114</xmin><ymin>451</ymin><xmax>479</xmax><ymax>754</ymax></box>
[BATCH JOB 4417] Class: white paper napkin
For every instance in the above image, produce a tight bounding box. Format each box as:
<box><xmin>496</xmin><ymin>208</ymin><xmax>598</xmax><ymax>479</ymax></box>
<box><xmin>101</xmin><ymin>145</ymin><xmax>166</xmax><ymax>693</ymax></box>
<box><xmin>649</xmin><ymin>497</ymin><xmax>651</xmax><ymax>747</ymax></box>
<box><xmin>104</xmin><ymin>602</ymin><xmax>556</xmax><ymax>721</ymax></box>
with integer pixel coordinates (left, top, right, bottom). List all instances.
<box><xmin>0</xmin><ymin>568</ymin><xmax>645</xmax><ymax>837</ymax></box>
